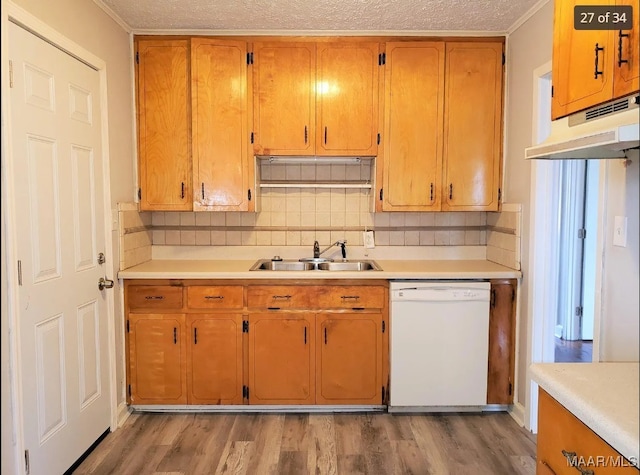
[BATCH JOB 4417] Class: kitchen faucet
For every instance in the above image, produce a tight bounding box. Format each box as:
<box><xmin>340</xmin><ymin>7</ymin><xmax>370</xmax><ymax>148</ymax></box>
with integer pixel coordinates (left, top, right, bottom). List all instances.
<box><xmin>313</xmin><ymin>240</ymin><xmax>347</xmax><ymax>260</ymax></box>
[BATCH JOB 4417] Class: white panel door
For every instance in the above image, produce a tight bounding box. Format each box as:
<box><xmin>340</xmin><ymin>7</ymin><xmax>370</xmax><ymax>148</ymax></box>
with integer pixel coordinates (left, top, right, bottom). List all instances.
<box><xmin>8</xmin><ymin>22</ymin><xmax>111</xmax><ymax>474</ymax></box>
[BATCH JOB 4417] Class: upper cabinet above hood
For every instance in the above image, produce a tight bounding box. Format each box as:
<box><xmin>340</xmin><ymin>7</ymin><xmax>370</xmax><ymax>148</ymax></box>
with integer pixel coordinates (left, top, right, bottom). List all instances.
<box><xmin>525</xmin><ymin>95</ymin><xmax>640</xmax><ymax>160</ymax></box>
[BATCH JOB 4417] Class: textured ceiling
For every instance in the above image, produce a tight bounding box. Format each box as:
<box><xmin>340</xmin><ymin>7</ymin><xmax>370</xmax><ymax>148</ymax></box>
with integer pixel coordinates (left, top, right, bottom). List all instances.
<box><xmin>96</xmin><ymin>0</ymin><xmax>541</xmax><ymax>33</ymax></box>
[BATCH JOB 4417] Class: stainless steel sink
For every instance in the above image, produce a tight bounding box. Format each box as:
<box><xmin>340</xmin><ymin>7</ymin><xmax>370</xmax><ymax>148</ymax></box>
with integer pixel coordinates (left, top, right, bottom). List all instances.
<box><xmin>250</xmin><ymin>259</ymin><xmax>381</xmax><ymax>271</ymax></box>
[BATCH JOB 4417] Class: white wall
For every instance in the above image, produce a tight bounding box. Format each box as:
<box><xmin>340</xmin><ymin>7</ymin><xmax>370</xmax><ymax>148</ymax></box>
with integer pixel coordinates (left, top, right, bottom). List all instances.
<box><xmin>503</xmin><ymin>0</ymin><xmax>554</xmax><ymax>409</ymax></box>
<box><xmin>1</xmin><ymin>0</ymin><xmax>135</xmax><ymax>471</ymax></box>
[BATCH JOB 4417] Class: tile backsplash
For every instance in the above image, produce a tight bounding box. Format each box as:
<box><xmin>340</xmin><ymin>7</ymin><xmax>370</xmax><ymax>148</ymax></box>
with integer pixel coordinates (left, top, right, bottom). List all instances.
<box><xmin>486</xmin><ymin>203</ymin><xmax>522</xmax><ymax>270</ymax></box>
<box><xmin>118</xmin><ymin>202</ymin><xmax>152</xmax><ymax>270</ymax></box>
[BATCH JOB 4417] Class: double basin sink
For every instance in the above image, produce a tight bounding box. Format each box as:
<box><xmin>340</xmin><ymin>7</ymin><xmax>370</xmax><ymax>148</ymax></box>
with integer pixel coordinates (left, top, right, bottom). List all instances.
<box><xmin>250</xmin><ymin>258</ymin><xmax>382</xmax><ymax>272</ymax></box>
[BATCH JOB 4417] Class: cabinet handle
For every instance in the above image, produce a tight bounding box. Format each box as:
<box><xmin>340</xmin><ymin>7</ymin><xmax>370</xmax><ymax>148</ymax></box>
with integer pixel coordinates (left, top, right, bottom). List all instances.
<box><xmin>272</xmin><ymin>295</ymin><xmax>292</xmax><ymax>300</ymax></box>
<box><xmin>194</xmin><ymin>327</ymin><xmax>198</xmax><ymax>344</ymax></box>
<box><xmin>304</xmin><ymin>327</ymin><xmax>307</xmax><ymax>344</ymax></box>
<box><xmin>562</xmin><ymin>450</ymin><xmax>594</xmax><ymax>475</ymax></box>
<box><xmin>201</xmin><ymin>182</ymin><xmax>205</xmax><ymax>200</ymax></box>
<box><xmin>618</xmin><ymin>30</ymin><xmax>630</xmax><ymax>67</ymax></box>
<box><xmin>144</xmin><ymin>295</ymin><xmax>164</xmax><ymax>300</ymax></box>
<box><xmin>594</xmin><ymin>43</ymin><xmax>604</xmax><ymax>79</ymax></box>
<box><xmin>324</xmin><ymin>126</ymin><xmax>328</xmax><ymax>144</ymax></box>
<box><xmin>449</xmin><ymin>183</ymin><xmax>453</xmax><ymax>200</ymax></box>
<box><xmin>430</xmin><ymin>183</ymin><xmax>434</xmax><ymax>202</ymax></box>
<box><xmin>181</xmin><ymin>182</ymin><xmax>185</xmax><ymax>199</ymax></box>
<box><xmin>341</xmin><ymin>295</ymin><xmax>360</xmax><ymax>300</ymax></box>
<box><xmin>304</xmin><ymin>126</ymin><xmax>308</xmax><ymax>144</ymax></box>
<box><xmin>324</xmin><ymin>327</ymin><xmax>327</xmax><ymax>344</ymax></box>
<box><xmin>204</xmin><ymin>295</ymin><xmax>224</xmax><ymax>300</ymax></box>
<box><xmin>173</xmin><ymin>327</ymin><xmax>177</xmax><ymax>344</ymax></box>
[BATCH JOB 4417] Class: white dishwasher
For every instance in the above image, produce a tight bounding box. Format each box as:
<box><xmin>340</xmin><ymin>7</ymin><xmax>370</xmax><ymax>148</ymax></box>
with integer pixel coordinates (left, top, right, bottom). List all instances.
<box><xmin>389</xmin><ymin>281</ymin><xmax>491</xmax><ymax>411</ymax></box>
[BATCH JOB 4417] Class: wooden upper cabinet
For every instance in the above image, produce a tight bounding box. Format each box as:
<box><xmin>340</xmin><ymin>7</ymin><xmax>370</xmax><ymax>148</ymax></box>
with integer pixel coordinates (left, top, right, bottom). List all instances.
<box><xmin>381</xmin><ymin>42</ymin><xmax>445</xmax><ymax>211</ymax></box>
<box><xmin>442</xmin><ymin>42</ymin><xmax>503</xmax><ymax>211</ymax></box>
<box><xmin>316</xmin><ymin>42</ymin><xmax>380</xmax><ymax>156</ymax></box>
<box><xmin>552</xmin><ymin>0</ymin><xmax>639</xmax><ymax>119</ymax></box>
<box><xmin>613</xmin><ymin>0</ymin><xmax>640</xmax><ymax>98</ymax></box>
<box><xmin>252</xmin><ymin>42</ymin><xmax>316</xmax><ymax>156</ymax></box>
<box><xmin>136</xmin><ymin>39</ymin><xmax>192</xmax><ymax>211</ymax></box>
<box><xmin>191</xmin><ymin>38</ymin><xmax>252</xmax><ymax>211</ymax></box>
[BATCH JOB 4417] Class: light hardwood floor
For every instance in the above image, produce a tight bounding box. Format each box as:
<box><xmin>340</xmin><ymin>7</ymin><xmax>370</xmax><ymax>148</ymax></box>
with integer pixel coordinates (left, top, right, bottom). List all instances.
<box><xmin>72</xmin><ymin>411</ymin><xmax>536</xmax><ymax>475</ymax></box>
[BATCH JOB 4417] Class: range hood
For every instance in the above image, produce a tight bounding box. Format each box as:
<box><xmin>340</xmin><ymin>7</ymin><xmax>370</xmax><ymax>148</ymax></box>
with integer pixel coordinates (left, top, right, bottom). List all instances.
<box><xmin>525</xmin><ymin>95</ymin><xmax>639</xmax><ymax>160</ymax></box>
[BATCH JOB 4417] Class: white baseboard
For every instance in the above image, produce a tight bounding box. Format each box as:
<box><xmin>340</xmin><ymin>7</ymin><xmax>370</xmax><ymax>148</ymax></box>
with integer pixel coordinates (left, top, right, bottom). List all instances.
<box><xmin>117</xmin><ymin>402</ymin><xmax>132</xmax><ymax>427</ymax></box>
<box><xmin>508</xmin><ymin>401</ymin><xmax>526</xmax><ymax>428</ymax></box>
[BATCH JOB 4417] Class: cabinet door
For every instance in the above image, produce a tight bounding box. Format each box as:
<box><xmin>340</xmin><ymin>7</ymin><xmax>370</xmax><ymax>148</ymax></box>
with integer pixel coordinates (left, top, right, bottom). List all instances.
<box><xmin>248</xmin><ymin>313</ymin><xmax>315</xmax><ymax>404</ymax></box>
<box><xmin>187</xmin><ymin>314</ymin><xmax>243</xmax><ymax>404</ymax></box>
<box><xmin>136</xmin><ymin>39</ymin><xmax>192</xmax><ymax>211</ymax></box>
<box><xmin>316</xmin><ymin>314</ymin><xmax>382</xmax><ymax>404</ymax></box>
<box><xmin>191</xmin><ymin>38</ymin><xmax>252</xmax><ymax>211</ymax></box>
<box><xmin>381</xmin><ymin>42</ymin><xmax>444</xmax><ymax>211</ymax></box>
<box><xmin>551</xmin><ymin>0</ymin><xmax>614</xmax><ymax>119</ymax></box>
<box><xmin>613</xmin><ymin>0</ymin><xmax>640</xmax><ymax>98</ymax></box>
<box><xmin>442</xmin><ymin>42</ymin><xmax>503</xmax><ymax>211</ymax></box>
<box><xmin>253</xmin><ymin>42</ymin><xmax>316</xmax><ymax>155</ymax></box>
<box><xmin>128</xmin><ymin>314</ymin><xmax>187</xmax><ymax>404</ymax></box>
<box><xmin>316</xmin><ymin>42</ymin><xmax>380</xmax><ymax>156</ymax></box>
<box><xmin>487</xmin><ymin>280</ymin><xmax>516</xmax><ymax>404</ymax></box>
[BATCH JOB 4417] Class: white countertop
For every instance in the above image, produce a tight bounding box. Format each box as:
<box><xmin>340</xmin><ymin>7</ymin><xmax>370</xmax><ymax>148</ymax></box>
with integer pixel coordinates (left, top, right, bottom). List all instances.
<box><xmin>117</xmin><ymin>259</ymin><xmax>521</xmax><ymax>280</ymax></box>
<box><xmin>530</xmin><ymin>362</ymin><xmax>639</xmax><ymax>464</ymax></box>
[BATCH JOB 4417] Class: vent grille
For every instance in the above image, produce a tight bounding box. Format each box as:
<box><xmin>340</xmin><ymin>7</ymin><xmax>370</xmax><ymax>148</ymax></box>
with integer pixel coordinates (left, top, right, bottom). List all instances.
<box><xmin>568</xmin><ymin>95</ymin><xmax>638</xmax><ymax>127</ymax></box>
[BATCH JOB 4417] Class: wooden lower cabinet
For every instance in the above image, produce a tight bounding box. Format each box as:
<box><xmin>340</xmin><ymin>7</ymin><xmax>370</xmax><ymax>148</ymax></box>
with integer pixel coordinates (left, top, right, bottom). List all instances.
<box><xmin>316</xmin><ymin>313</ymin><xmax>383</xmax><ymax>405</ymax></box>
<box><xmin>487</xmin><ymin>279</ymin><xmax>516</xmax><ymax>404</ymax></box>
<box><xmin>187</xmin><ymin>314</ymin><xmax>243</xmax><ymax>404</ymax></box>
<box><xmin>248</xmin><ymin>313</ymin><xmax>315</xmax><ymax>404</ymax></box>
<box><xmin>537</xmin><ymin>389</ymin><xmax>639</xmax><ymax>474</ymax></box>
<box><xmin>128</xmin><ymin>313</ymin><xmax>187</xmax><ymax>405</ymax></box>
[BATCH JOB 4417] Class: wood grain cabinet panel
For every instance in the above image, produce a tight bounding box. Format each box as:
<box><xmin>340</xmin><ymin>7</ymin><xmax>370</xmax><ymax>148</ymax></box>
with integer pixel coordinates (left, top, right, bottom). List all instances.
<box><xmin>316</xmin><ymin>314</ymin><xmax>383</xmax><ymax>404</ymax></box>
<box><xmin>191</xmin><ymin>38</ymin><xmax>252</xmax><ymax>211</ymax></box>
<box><xmin>487</xmin><ymin>279</ymin><xmax>516</xmax><ymax>404</ymax></box>
<box><xmin>128</xmin><ymin>314</ymin><xmax>187</xmax><ymax>405</ymax></box>
<box><xmin>135</xmin><ymin>39</ymin><xmax>192</xmax><ymax>211</ymax></box>
<box><xmin>247</xmin><ymin>285</ymin><xmax>313</xmax><ymax>309</ymax></box>
<box><xmin>187</xmin><ymin>314</ymin><xmax>243</xmax><ymax>404</ymax></box>
<box><xmin>248</xmin><ymin>313</ymin><xmax>315</xmax><ymax>404</ymax></box>
<box><xmin>127</xmin><ymin>285</ymin><xmax>183</xmax><ymax>311</ymax></box>
<box><xmin>187</xmin><ymin>285</ymin><xmax>243</xmax><ymax>309</ymax></box>
<box><xmin>315</xmin><ymin>285</ymin><xmax>385</xmax><ymax>309</ymax></box>
<box><xmin>552</xmin><ymin>0</ymin><xmax>639</xmax><ymax>119</ymax></box>
<box><xmin>380</xmin><ymin>41</ymin><xmax>445</xmax><ymax>211</ymax></box>
<box><xmin>537</xmin><ymin>388</ymin><xmax>639</xmax><ymax>474</ymax></box>
<box><xmin>442</xmin><ymin>41</ymin><xmax>503</xmax><ymax>211</ymax></box>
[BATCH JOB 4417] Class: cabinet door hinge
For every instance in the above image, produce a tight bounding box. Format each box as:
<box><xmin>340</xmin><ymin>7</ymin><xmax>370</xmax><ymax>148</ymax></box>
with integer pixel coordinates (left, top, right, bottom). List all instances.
<box><xmin>138</xmin><ymin>188</ymin><xmax>142</xmax><ymax>200</ymax></box>
<box><xmin>377</xmin><ymin>133</ymin><xmax>381</xmax><ymax>145</ymax></box>
<box><xmin>24</xmin><ymin>449</ymin><xmax>30</xmax><ymax>475</ymax></box>
<box><xmin>248</xmin><ymin>189</ymin><xmax>252</xmax><ymax>201</ymax></box>
<box><xmin>135</xmin><ymin>51</ymin><xmax>139</xmax><ymax>64</ymax></box>
<box><xmin>243</xmin><ymin>385</ymin><xmax>249</xmax><ymax>399</ymax></box>
<box><xmin>128</xmin><ymin>384</ymin><xmax>132</xmax><ymax>397</ymax></box>
<box><xmin>511</xmin><ymin>287</ymin><xmax>516</xmax><ymax>302</ymax></box>
<box><xmin>508</xmin><ymin>380</ymin><xmax>513</xmax><ymax>396</ymax></box>
<box><xmin>498</xmin><ymin>188</ymin><xmax>502</xmax><ymax>201</ymax></box>
<box><xmin>17</xmin><ymin>260</ymin><xmax>22</xmax><ymax>286</ymax></box>
<box><xmin>250</xmin><ymin>132</ymin><xmax>254</xmax><ymax>144</ymax></box>
<box><xmin>381</xmin><ymin>386</ymin><xmax>386</xmax><ymax>404</ymax></box>
<box><xmin>379</xmin><ymin>188</ymin><xmax>383</xmax><ymax>201</ymax></box>
<box><xmin>378</xmin><ymin>52</ymin><xmax>386</xmax><ymax>65</ymax></box>
<box><xmin>126</xmin><ymin>320</ymin><xmax>130</xmax><ymax>333</ymax></box>
<box><xmin>502</xmin><ymin>52</ymin><xmax>505</xmax><ymax>65</ymax></box>
<box><xmin>551</xmin><ymin>85</ymin><xmax>554</xmax><ymax>98</ymax></box>
<box><xmin>246</xmin><ymin>52</ymin><xmax>253</xmax><ymax>65</ymax></box>
<box><xmin>577</xmin><ymin>228</ymin><xmax>586</xmax><ymax>239</ymax></box>
<box><xmin>9</xmin><ymin>60</ymin><xmax>14</xmax><ymax>88</ymax></box>
<box><xmin>382</xmin><ymin>320</ymin><xmax>386</xmax><ymax>333</ymax></box>
<box><xmin>243</xmin><ymin>320</ymin><xmax>249</xmax><ymax>333</ymax></box>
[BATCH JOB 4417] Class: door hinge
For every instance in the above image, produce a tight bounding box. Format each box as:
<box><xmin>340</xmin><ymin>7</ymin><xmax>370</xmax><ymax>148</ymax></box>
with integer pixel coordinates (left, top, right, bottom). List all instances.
<box><xmin>9</xmin><ymin>60</ymin><xmax>14</xmax><ymax>88</ymax></box>
<box><xmin>575</xmin><ymin>306</ymin><xmax>583</xmax><ymax>317</ymax></box>
<box><xmin>246</xmin><ymin>52</ymin><xmax>253</xmax><ymax>65</ymax></box>
<box><xmin>17</xmin><ymin>260</ymin><xmax>22</xmax><ymax>286</ymax></box>
<box><xmin>248</xmin><ymin>189</ymin><xmax>252</xmax><ymax>201</ymax></box>
<box><xmin>138</xmin><ymin>188</ymin><xmax>141</xmax><ymax>200</ymax></box>
<box><xmin>243</xmin><ymin>385</ymin><xmax>249</xmax><ymax>399</ymax></box>
<box><xmin>250</xmin><ymin>132</ymin><xmax>254</xmax><ymax>144</ymax></box>
<box><xmin>382</xmin><ymin>320</ymin><xmax>386</xmax><ymax>333</ymax></box>
<box><xmin>377</xmin><ymin>133</ymin><xmax>381</xmax><ymax>145</ymax></box>
<box><xmin>378</xmin><ymin>52</ymin><xmax>386</xmax><ymax>65</ymax></box>
<box><xmin>577</xmin><ymin>228</ymin><xmax>586</xmax><ymax>239</ymax></box>
<box><xmin>135</xmin><ymin>51</ymin><xmax>139</xmax><ymax>64</ymax></box>
<box><xmin>24</xmin><ymin>449</ymin><xmax>30</xmax><ymax>474</ymax></box>
<box><xmin>243</xmin><ymin>320</ymin><xmax>249</xmax><ymax>333</ymax></box>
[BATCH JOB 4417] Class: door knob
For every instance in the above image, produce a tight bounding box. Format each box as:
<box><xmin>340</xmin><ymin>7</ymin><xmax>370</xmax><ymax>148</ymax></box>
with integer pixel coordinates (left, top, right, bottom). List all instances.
<box><xmin>98</xmin><ymin>277</ymin><xmax>114</xmax><ymax>291</ymax></box>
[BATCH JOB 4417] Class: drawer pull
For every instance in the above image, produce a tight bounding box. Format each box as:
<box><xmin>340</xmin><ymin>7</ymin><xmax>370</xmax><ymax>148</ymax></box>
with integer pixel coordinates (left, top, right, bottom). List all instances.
<box><xmin>341</xmin><ymin>295</ymin><xmax>360</xmax><ymax>300</ymax></box>
<box><xmin>272</xmin><ymin>295</ymin><xmax>292</xmax><ymax>300</ymax></box>
<box><xmin>562</xmin><ymin>450</ymin><xmax>594</xmax><ymax>475</ymax></box>
<box><xmin>204</xmin><ymin>295</ymin><xmax>224</xmax><ymax>300</ymax></box>
<box><xmin>144</xmin><ymin>296</ymin><xmax>164</xmax><ymax>300</ymax></box>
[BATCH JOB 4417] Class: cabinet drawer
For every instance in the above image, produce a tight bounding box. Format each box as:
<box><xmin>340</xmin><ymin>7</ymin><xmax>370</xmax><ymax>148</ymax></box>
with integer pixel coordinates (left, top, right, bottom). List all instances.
<box><xmin>187</xmin><ymin>286</ymin><xmax>243</xmax><ymax>309</ymax></box>
<box><xmin>316</xmin><ymin>286</ymin><xmax>385</xmax><ymax>309</ymax></box>
<box><xmin>537</xmin><ymin>389</ymin><xmax>639</xmax><ymax>474</ymax></box>
<box><xmin>247</xmin><ymin>286</ymin><xmax>312</xmax><ymax>309</ymax></box>
<box><xmin>128</xmin><ymin>285</ymin><xmax>183</xmax><ymax>310</ymax></box>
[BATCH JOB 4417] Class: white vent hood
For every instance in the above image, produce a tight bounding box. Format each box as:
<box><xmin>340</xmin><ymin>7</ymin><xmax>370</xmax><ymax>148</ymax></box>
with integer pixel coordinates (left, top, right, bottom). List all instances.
<box><xmin>525</xmin><ymin>95</ymin><xmax>639</xmax><ymax>160</ymax></box>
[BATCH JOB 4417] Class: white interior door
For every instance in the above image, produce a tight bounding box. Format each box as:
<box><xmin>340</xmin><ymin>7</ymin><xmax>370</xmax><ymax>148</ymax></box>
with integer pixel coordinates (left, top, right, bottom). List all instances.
<box><xmin>8</xmin><ymin>21</ymin><xmax>111</xmax><ymax>474</ymax></box>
